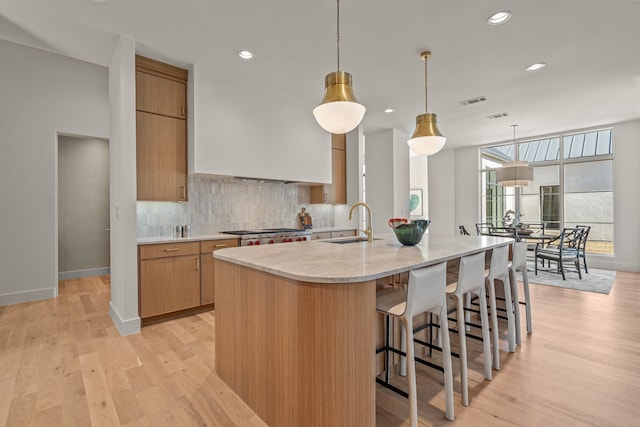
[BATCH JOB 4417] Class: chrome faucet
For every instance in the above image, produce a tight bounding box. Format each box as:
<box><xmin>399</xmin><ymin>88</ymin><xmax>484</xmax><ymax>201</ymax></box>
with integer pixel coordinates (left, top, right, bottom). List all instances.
<box><xmin>349</xmin><ymin>202</ymin><xmax>373</xmax><ymax>242</ymax></box>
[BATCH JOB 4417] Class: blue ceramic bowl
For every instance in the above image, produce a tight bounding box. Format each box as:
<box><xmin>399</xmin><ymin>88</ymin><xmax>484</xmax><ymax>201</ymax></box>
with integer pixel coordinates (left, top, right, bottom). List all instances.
<box><xmin>390</xmin><ymin>219</ymin><xmax>431</xmax><ymax>246</ymax></box>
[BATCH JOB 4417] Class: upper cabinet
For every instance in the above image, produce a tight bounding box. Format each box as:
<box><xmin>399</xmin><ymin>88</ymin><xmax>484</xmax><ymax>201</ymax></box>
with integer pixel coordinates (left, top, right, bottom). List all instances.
<box><xmin>135</xmin><ymin>55</ymin><xmax>188</xmax><ymax>201</ymax></box>
<box><xmin>311</xmin><ymin>133</ymin><xmax>347</xmax><ymax>204</ymax></box>
<box><xmin>136</xmin><ymin>71</ymin><xmax>186</xmax><ymax>119</ymax></box>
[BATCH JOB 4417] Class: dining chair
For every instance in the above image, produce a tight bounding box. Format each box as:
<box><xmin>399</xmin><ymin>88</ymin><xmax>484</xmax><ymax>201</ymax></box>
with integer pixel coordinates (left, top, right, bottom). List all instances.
<box><xmin>574</xmin><ymin>225</ymin><xmax>591</xmax><ymax>273</ymax></box>
<box><xmin>534</xmin><ymin>227</ymin><xmax>586</xmax><ymax>279</ymax></box>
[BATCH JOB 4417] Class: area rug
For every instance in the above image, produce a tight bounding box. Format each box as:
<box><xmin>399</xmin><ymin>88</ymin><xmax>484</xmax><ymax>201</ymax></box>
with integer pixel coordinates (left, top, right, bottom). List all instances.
<box><xmin>525</xmin><ymin>261</ymin><xmax>616</xmax><ymax>294</ymax></box>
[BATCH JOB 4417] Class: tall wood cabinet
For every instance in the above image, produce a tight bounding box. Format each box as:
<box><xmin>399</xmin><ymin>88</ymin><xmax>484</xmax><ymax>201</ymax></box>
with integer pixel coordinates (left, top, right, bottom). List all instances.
<box><xmin>310</xmin><ymin>133</ymin><xmax>347</xmax><ymax>204</ymax></box>
<box><xmin>135</xmin><ymin>55</ymin><xmax>188</xmax><ymax>201</ymax></box>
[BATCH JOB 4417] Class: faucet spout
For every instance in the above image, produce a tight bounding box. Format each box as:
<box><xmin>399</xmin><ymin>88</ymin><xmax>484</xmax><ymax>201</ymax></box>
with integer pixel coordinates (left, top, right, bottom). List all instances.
<box><xmin>349</xmin><ymin>202</ymin><xmax>373</xmax><ymax>242</ymax></box>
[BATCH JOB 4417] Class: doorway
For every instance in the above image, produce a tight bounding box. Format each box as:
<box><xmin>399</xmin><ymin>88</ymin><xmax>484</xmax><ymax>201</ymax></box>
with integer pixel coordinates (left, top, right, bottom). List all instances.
<box><xmin>57</xmin><ymin>135</ymin><xmax>110</xmax><ymax>280</ymax></box>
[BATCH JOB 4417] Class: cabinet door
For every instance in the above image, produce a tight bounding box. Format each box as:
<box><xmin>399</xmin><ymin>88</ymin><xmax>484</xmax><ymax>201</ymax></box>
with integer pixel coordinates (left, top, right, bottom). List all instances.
<box><xmin>310</xmin><ymin>134</ymin><xmax>346</xmax><ymax>204</ymax></box>
<box><xmin>139</xmin><ymin>255</ymin><xmax>201</xmax><ymax>318</ymax></box>
<box><xmin>136</xmin><ymin>71</ymin><xmax>186</xmax><ymax>119</ymax></box>
<box><xmin>200</xmin><ymin>239</ymin><xmax>238</xmax><ymax>305</ymax></box>
<box><xmin>136</xmin><ymin>111</ymin><xmax>187</xmax><ymax>201</ymax></box>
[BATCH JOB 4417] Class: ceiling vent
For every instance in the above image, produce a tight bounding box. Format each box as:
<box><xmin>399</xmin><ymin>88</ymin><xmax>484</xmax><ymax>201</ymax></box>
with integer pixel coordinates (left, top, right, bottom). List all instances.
<box><xmin>459</xmin><ymin>96</ymin><xmax>487</xmax><ymax>106</ymax></box>
<box><xmin>486</xmin><ymin>112</ymin><xmax>509</xmax><ymax>119</ymax></box>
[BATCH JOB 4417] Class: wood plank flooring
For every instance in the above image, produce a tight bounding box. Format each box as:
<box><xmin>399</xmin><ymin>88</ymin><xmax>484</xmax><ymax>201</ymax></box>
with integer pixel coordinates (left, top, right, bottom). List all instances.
<box><xmin>0</xmin><ymin>271</ymin><xmax>639</xmax><ymax>426</ymax></box>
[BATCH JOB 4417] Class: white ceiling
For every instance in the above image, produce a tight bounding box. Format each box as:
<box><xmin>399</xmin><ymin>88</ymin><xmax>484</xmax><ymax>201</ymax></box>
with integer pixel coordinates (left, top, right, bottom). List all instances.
<box><xmin>1</xmin><ymin>0</ymin><xmax>639</xmax><ymax>149</ymax></box>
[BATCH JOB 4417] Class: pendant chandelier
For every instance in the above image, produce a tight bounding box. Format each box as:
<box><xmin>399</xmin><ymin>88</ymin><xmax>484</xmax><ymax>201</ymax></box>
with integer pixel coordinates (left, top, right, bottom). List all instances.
<box><xmin>407</xmin><ymin>51</ymin><xmax>446</xmax><ymax>156</ymax></box>
<box><xmin>496</xmin><ymin>125</ymin><xmax>534</xmax><ymax>187</ymax></box>
<box><xmin>312</xmin><ymin>0</ymin><xmax>366</xmax><ymax>134</ymax></box>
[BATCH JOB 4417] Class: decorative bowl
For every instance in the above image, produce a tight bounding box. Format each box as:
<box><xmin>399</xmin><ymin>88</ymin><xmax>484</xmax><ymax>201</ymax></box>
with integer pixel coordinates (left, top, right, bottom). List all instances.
<box><xmin>388</xmin><ymin>218</ymin><xmax>431</xmax><ymax>246</ymax></box>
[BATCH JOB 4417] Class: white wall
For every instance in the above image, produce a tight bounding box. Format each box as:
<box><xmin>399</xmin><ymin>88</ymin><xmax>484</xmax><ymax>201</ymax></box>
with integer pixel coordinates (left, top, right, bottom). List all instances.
<box><xmin>428</xmin><ymin>119</ymin><xmax>640</xmax><ymax>272</ymax></box>
<box><xmin>365</xmin><ymin>129</ymin><xmax>410</xmax><ymax>234</ymax></box>
<box><xmin>0</xmin><ymin>39</ymin><xmax>109</xmax><ymax>305</ymax></box>
<box><xmin>190</xmin><ymin>63</ymin><xmax>331</xmax><ymax>184</ymax></box>
<box><xmin>427</xmin><ymin>149</ymin><xmax>456</xmax><ymax>237</ymax></box>
<box><xmin>108</xmin><ymin>36</ymin><xmax>140</xmax><ymax>335</ymax></box>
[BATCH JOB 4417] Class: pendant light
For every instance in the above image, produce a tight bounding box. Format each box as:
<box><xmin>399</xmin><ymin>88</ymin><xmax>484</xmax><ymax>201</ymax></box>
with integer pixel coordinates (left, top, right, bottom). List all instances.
<box><xmin>496</xmin><ymin>125</ymin><xmax>534</xmax><ymax>187</ymax></box>
<box><xmin>407</xmin><ymin>51</ymin><xmax>446</xmax><ymax>156</ymax></box>
<box><xmin>312</xmin><ymin>0</ymin><xmax>366</xmax><ymax>134</ymax></box>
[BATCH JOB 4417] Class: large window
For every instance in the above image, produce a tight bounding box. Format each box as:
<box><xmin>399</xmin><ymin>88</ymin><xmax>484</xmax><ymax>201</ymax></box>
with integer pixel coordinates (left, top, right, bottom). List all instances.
<box><xmin>481</xmin><ymin>129</ymin><xmax>614</xmax><ymax>255</ymax></box>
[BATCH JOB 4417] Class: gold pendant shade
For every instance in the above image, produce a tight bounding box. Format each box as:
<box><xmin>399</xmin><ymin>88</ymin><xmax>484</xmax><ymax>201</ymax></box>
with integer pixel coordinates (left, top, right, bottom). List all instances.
<box><xmin>313</xmin><ymin>71</ymin><xmax>366</xmax><ymax>134</ymax></box>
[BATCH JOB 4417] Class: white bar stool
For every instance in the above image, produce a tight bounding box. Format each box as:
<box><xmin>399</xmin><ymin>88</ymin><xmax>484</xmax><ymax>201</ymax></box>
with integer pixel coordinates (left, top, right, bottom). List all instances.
<box><xmin>485</xmin><ymin>244</ymin><xmax>516</xmax><ymax>370</ymax></box>
<box><xmin>446</xmin><ymin>251</ymin><xmax>492</xmax><ymax>407</ymax></box>
<box><xmin>509</xmin><ymin>240</ymin><xmax>533</xmax><ymax>342</ymax></box>
<box><xmin>376</xmin><ymin>262</ymin><xmax>454</xmax><ymax>425</ymax></box>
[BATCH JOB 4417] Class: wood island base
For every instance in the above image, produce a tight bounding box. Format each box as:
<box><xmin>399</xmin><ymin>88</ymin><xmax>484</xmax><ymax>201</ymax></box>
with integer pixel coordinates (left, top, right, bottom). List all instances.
<box><xmin>214</xmin><ymin>259</ymin><xmax>376</xmax><ymax>426</ymax></box>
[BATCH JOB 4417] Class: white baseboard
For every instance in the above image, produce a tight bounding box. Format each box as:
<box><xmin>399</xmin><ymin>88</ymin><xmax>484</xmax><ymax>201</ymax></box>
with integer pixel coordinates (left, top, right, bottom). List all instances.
<box><xmin>58</xmin><ymin>267</ymin><xmax>111</xmax><ymax>281</ymax></box>
<box><xmin>0</xmin><ymin>287</ymin><xmax>56</xmax><ymax>306</ymax></box>
<box><xmin>589</xmin><ymin>258</ymin><xmax>640</xmax><ymax>273</ymax></box>
<box><xmin>109</xmin><ymin>302</ymin><xmax>141</xmax><ymax>336</ymax></box>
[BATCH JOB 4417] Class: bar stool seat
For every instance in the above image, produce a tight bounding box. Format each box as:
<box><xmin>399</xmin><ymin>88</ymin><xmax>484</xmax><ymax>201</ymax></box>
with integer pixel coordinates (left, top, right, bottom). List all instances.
<box><xmin>376</xmin><ymin>262</ymin><xmax>454</xmax><ymax>426</ymax></box>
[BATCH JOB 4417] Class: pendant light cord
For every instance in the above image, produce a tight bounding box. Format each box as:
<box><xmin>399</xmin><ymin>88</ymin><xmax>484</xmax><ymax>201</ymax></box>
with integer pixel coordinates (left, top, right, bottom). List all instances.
<box><xmin>424</xmin><ymin>54</ymin><xmax>428</xmax><ymax>112</ymax></box>
<box><xmin>336</xmin><ymin>0</ymin><xmax>341</xmax><ymax>71</ymax></box>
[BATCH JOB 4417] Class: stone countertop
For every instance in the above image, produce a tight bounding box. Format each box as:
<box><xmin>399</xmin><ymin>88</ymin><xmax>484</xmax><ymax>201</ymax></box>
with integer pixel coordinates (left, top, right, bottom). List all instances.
<box><xmin>137</xmin><ymin>233</ymin><xmax>236</xmax><ymax>245</ymax></box>
<box><xmin>213</xmin><ymin>234</ymin><xmax>512</xmax><ymax>283</ymax></box>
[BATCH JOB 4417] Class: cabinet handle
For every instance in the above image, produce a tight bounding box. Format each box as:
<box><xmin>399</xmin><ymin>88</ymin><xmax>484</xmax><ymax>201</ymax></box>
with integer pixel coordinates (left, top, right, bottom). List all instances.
<box><xmin>181</xmin><ymin>105</ymin><xmax>185</xmax><ymax>116</ymax></box>
<box><xmin>180</xmin><ymin>186</ymin><xmax>186</xmax><ymax>199</ymax></box>
<box><xmin>323</xmin><ymin>193</ymin><xmax>327</xmax><ymax>202</ymax></box>
<box><xmin>214</xmin><ymin>244</ymin><xmax>228</xmax><ymax>248</ymax></box>
<box><xmin>165</xmin><ymin>248</ymin><xmax>180</xmax><ymax>252</ymax></box>
<box><xmin>196</xmin><ymin>257</ymin><xmax>200</xmax><ymax>271</ymax></box>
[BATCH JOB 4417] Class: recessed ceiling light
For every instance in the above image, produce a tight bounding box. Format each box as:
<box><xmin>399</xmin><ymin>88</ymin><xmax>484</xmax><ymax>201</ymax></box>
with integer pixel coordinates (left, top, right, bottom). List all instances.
<box><xmin>488</xmin><ymin>11</ymin><xmax>512</xmax><ymax>25</ymax></box>
<box><xmin>526</xmin><ymin>62</ymin><xmax>546</xmax><ymax>72</ymax></box>
<box><xmin>237</xmin><ymin>50</ymin><xmax>254</xmax><ymax>60</ymax></box>
<box><xmin>384</xmin><ymin>108</ymin><xmax>395</xmax><ymax>113</ymax></box>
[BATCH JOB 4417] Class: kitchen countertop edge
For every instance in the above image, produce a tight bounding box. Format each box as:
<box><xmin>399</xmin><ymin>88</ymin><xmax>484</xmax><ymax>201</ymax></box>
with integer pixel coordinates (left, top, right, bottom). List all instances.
<box><xmin>214</xmin><ymin>235</ymin><xmax>513</xmax><ymax>284</ymax></box>
<box><xmin>137</xmin><ymin>233</ymin><xmax>236</xmax><ymax>245</ymax></box>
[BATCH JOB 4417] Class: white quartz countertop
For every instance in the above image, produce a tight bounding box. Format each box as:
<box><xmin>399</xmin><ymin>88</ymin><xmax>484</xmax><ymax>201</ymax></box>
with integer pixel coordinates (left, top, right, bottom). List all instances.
<box><xmin>137</xmin><ymin>233</ymin><xmax>235</xmax><ymax>245</ymax></box>
<box><xmin>213</xmin><ymin>234</ymin><xmax>513</xmax><ymax>283</ymax></box>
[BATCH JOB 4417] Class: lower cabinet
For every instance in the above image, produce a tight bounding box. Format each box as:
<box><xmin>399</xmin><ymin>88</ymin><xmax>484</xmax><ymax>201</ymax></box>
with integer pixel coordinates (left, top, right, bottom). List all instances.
<box><xmin>200</xmin><ymin>238</ymin><xmax>239</xmax><ymax>305</ymax></box>
<box><xmin>138</xmin><ymin>238</ymin><xmax>240</xmax><ymax>325</ymax></box>
<box><xmin>138</xmin><ymin>242</ymin><xmax>201</xmax><ymax>318</ymax></box>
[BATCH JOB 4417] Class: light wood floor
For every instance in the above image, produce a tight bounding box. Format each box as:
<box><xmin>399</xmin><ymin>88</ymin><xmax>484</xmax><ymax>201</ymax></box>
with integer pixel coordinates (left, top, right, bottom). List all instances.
<box><xmin>1</xmin><ymin>271</ymin><xmax>639</xmax><ymax>426</ymax></box>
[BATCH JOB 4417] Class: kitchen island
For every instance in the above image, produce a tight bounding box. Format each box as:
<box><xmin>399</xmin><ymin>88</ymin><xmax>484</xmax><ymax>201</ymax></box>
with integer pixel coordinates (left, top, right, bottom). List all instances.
<box><xmin>213</xmin><ymin>234</ymin><xmax>512</xmax><ymax>426</ymax></box>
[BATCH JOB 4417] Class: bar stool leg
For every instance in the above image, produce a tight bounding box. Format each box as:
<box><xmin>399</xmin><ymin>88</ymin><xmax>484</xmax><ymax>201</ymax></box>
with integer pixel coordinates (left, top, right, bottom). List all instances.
<box><xmin>486</xmin><ymin>277</ymin><xmax>500</xmax><ymax>370</ymax></box>
<box><xmin>456</xmin><ymin>297</ymin><xmax>469</xmax><ymax>407</ymax></box>
<box><xmin>438</xmin><ymin>301</ymin><xmax>455</xmax><ymax>421</ymax></box>
<box><xmin>522</xmin><ymin>268</ymin><xmax>533</xmax><ymax>333</ymax></box>
<box><xmin>401</xmin><ymin>316</ymin><xmax>419</xmax><ymax>427</ymax></box>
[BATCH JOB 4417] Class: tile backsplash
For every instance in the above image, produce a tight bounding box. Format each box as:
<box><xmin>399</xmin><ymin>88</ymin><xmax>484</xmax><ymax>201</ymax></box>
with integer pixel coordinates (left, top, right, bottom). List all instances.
<box><xmin>137</xmin><ymin>177</ymin><xmax>335</xmax><ymax>237</ymax></box>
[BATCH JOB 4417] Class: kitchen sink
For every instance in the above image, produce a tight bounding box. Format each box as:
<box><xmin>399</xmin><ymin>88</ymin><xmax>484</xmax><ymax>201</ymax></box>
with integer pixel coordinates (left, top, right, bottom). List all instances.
<box><xmin>324</xmin><ymin>237</ymin><xmax>380</xmax><ymax>244</ymax></box>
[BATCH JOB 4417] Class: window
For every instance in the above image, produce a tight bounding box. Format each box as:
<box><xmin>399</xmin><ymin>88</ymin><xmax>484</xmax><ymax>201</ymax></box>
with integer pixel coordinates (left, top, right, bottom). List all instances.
<box><xmin>481</xmin><ymin>129</ymin><xmax>614</xmax><ymax>255</ymax></box>
<box><xmin>540</xmin><ymin>185</ymin><xmax>560</xmax><ymax>230</ymax></box>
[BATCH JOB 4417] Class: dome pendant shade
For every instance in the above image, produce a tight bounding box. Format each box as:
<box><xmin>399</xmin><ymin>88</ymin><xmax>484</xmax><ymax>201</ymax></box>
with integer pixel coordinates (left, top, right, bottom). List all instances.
<box><xmin>407</xmin><ymin>113</ymin><xmax>446</xmax><ymax>155</ymax></box>
<box><xmin>313</xmin><ymin>71</ymin><xmax>366</xmax><ymax>134</ymax></box>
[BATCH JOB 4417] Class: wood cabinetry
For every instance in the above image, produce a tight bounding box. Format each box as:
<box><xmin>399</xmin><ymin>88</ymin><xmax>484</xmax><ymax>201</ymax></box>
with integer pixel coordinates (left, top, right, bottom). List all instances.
<box><xmin>311</xmin><ymin>133</ymin><xmax>347</xmax><ymax>204</ymax></box>
<box><xmin>136</xmin><ymin>55</ymin><xmax>188</xmax><ymax>201</ymax></box>
<box><xmin>138</xmin><ymin>242</ymin><xmax>201</xmax><ymax>319</ymax></box>
<box><xmin>200</xmin><ymin>238</ymin><xmax>239</xmax><ymax>305</ymax></box>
